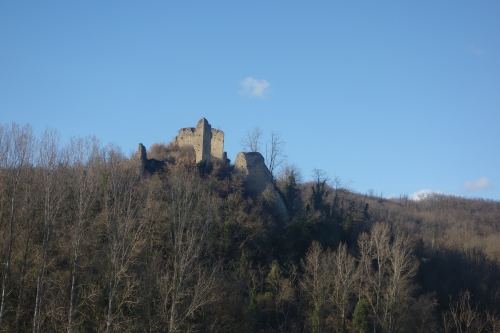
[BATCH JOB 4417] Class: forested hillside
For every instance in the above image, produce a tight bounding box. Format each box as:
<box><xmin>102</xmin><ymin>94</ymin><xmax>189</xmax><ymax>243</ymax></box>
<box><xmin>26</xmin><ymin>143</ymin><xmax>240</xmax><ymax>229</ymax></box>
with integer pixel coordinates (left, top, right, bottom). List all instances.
<box><xmin>1</xmin><ymin>123</ymin><xmax>500</xmax><ymax>333</ymax></box>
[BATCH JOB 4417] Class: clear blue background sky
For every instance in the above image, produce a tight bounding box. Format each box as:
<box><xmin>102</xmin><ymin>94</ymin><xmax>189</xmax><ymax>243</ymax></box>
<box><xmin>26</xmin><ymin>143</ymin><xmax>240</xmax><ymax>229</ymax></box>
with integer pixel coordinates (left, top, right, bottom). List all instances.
<box><xmin>1</xmin><ymin>1</ymin><xmax>499</xmax><ymax>200</ymax></box>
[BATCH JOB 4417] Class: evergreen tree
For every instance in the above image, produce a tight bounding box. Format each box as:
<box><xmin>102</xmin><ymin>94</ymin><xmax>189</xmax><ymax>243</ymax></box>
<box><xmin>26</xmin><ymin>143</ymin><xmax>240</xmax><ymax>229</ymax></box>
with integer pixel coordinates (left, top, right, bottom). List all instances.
<box><xmin>353</xmin><ymin>298</ymin><xmax>371</xmax><ymax>333</ymax></box>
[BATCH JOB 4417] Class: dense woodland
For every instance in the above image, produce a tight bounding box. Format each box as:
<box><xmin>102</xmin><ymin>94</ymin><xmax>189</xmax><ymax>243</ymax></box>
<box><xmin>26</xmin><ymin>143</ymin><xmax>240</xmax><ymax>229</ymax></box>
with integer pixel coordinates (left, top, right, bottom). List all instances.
<box><xmin>1</xmin><ymin>123</ymin><xmax>500</xmax><ymax>333</ymax></box>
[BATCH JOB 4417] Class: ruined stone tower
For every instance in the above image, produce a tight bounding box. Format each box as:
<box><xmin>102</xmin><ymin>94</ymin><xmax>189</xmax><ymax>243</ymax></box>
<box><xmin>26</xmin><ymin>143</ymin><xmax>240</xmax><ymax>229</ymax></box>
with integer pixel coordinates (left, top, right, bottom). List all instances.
<box><xmin>175</xmin><ymin>118</ymin><xmax>225</xmax><ymax>164</ymax></box>
<box><xmin>137</xmin><ymin>143</ymin><xmax>147</xmax><ymax>173</ymax></box>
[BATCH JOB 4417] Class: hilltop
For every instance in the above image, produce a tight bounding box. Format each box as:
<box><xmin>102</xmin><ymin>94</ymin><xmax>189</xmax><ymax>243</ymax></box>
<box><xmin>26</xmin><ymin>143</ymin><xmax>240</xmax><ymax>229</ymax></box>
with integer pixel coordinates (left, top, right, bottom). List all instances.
<box><xmin>0</xmin><ymin>121</ymin><xmax>499</xmax><ymax>332</ymax></box>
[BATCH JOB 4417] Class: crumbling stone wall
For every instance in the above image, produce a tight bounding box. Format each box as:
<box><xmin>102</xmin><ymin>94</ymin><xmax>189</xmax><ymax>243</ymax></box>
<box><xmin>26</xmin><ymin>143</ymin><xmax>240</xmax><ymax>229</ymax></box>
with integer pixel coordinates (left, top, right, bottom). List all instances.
<box><xmin>211</xmin><ymin>129</ymin><xmax>224</xmax><ymax>160</ymax></box>
<box><xmin>174</xmin><ymin>118</ymin><xmax>224</xmax><ymax>163</ymax></box>
<box><xmin>234</xmin><ymin>152</ymin><xmax>289</xmax><ymax>224</ymax></box>
<box><xmin>136</xmin><ymin>143</ymin><xmax>165</xmax><ymax>174</ymax></box>
<box><xmin>137</xmin><ymin>143</ymin><xmax>147</xmax><ymax>174</ymax></box>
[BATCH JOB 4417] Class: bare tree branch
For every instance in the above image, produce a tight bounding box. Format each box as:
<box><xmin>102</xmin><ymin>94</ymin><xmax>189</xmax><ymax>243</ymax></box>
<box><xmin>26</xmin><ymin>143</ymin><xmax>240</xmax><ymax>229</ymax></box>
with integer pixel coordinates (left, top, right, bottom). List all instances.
<box><xmin>265</xmin><ymin>131</ymin><xmax>286</xmax><ymax>176</ymax></box>
<box><xmin>239</xmin><ymin>127</ymin><xmax>262</xmax><ymax>153</ymax></box>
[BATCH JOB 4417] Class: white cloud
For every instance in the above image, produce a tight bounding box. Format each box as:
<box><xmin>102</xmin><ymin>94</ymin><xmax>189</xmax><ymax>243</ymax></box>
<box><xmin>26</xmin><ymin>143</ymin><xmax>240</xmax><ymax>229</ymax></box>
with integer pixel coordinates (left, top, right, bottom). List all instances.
<box><xmin>467</xmin><ymin>44</ymin><xmax>485</xmax><ymax>55</ymax></box>
<box><xmin>238</xmin><ymin>77</ymin><xmax>270</xmax><ymax>98</ymax></box>
<box><xmin>462</xmin><ymin>177</ymin><xmax>491</xmax><ymax>191</ymax></box>
<box><xmin>410</xmin><ymin>189</ymin><xmax>442</xmax><ymax>201</ymax></box>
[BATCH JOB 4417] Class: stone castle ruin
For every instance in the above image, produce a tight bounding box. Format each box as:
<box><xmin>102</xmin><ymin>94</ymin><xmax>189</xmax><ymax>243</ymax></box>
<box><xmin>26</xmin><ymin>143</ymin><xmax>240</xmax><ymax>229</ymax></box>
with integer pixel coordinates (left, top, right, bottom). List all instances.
<box><xmin>174</xmin><ymin>118</ymin><xmax>226</xmax><ymax>164</ymax></box>
<box><xmin>136</xmin><ymin>118</ymin><xmax>226</xmax><ymax>173</ymax></box>
<box><xmin>137</xmin><ymin>143</ymin><xmax>165</xmax><ymax>174</ymax></box>
<box><xmin>137</xmin><ymin>118</ymin><xmax>288</xmax><ymax>223</ymax></box>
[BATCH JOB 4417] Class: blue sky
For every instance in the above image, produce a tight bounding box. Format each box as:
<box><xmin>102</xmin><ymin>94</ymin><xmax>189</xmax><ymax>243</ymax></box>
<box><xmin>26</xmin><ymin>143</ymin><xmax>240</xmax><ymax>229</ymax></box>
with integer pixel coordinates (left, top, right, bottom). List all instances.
<box><xmin>1</xmin><ymin>1</ymin><xmax>499</xmax><ymax>200</ymax></box>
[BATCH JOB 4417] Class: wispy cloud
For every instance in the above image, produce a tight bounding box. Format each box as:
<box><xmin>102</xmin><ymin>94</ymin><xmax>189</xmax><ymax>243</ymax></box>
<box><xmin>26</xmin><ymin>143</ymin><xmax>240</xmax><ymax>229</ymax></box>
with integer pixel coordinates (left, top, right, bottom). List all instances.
<box><xmin>462</xmin><ymin>177</ymin><xmax>491</xmax><ymax>191</ymax></box>
<box><xmin>467</xmin><ymin>44</ymin><xmax>485</xmax><ymax>55</ymax></box>
<box><xmin>410</xmin><ymin>189</ymin><xmax>442</xmax><ymax>201</ymax></box>
<box><xmin>239</xmin><ymin>77</ymin><xmax>270</xmax><ymax>98</ymax></box>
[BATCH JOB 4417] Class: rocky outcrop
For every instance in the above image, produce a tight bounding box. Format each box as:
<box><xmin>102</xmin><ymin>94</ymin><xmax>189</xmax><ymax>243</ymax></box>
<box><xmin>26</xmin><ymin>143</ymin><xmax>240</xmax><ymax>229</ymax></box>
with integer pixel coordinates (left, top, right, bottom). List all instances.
<box><xmin>234</xmin><ymin>152</ymin><xmax>289</xmax><ymax>224</ymax></box>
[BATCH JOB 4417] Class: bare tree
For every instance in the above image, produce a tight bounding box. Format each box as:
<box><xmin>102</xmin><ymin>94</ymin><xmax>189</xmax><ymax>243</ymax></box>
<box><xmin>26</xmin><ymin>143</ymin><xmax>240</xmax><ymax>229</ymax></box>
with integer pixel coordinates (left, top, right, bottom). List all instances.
<box><xmin>102</xmin><ymin>147</ymin><xmax>145</xmax><ymax>333</ymax></box>
<box><xmin>330</xmin><ymin>242</ymin><xmax>358</xmax><ymax>332</ymax></box>
<box><xmin>33</xmin><ymin>128</ymin><xmax>66</xmax><ymax>333</ymax></box>
<box><xmin>300</xmin><ymin>241</ymin><xmax>331</xmax><ymax>333</ymax></box>
<box><xmin>66</xmin><ymin>136</ymin><xmax>102</xmax><ymax>333</ymax></box>
<box><xmin>486</xmin><ymin>311</ymin><xmax>500</xmax><ymax>333</ymax></box>
<box><xmin>444</xmin><ymin>290</ymin><xmax>487</xmax><ymax>333</ymax></box>
<box><xmin>239</xmin><ymin>127</ymin><xmax>263</xmax><ymax>153</ymax></box>
<box><xmin>161</xmin><ymin>168</ymin><xmax>220</xmax><ymax>333</ymax></box>
<box><xmin>358</xmin><ymin>223</ymin><xmax>390</xmax><ymax>333</ymax></box>
<box><xmin>358</xmin><ymin>223</ymin><xmax>420</xmax><ymax>333</ymax></box>
<box><xmin>14</xmin><ymin>172</ymin><xmax>38</xmax><ymax>333</ymax></box>
<box><xmin>407</xmin><ymin>293</ymin><xmax>438</xmax><ymax>333</ymax></box>
<box><xmin>239</xmin><ymin>128</ymin><xmax>287</xmax><ymax>176</ymax></box>
<box><xmin>277</xmin><ymin>163</ymin><xmax>303</xmax><ymax>184</ymax></box>
<box><xmin>0</xmin><ymin>123</ymin><xmax>35</xmax><ymax>331</ymax></box>
<box><xmin>385</xmin><ymin>233</ymin><xmax>419</xmax><ymax>333</ymax></box>
<box><xmin>265</xmin><ymin>131</ymin><xmax>286</xmax><ymax>176</ymax></box>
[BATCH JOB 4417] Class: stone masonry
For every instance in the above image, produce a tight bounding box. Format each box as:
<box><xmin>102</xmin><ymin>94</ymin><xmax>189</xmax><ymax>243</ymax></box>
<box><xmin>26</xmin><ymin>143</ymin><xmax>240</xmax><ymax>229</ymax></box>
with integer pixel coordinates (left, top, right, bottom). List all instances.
<box><xmin>211</xmin><ymin>128</ymin><xmax>224</xmax><ymax>161</ymax></box>
<box><xmin>174</xmin><ymin>118</ymin><xmax>225</xmax><ymax>164</ymax></box>
<box><xmin>136</xmin><ymin>143</ymin><xmax>165</xmax><ymax>174</ymax></box>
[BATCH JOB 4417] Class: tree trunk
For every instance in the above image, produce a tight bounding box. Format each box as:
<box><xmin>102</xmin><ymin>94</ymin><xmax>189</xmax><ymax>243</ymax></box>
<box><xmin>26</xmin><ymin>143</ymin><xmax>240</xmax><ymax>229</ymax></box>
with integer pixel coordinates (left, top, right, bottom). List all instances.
<box><xmin>0</xmin><ymin>197</ymin><xmax>15</xmax><ymax>329</ymax></box>
<box><xmin>33</xmin><ymin>210</ymin><xmax>50</xmax><ymax>333</ymax></box>
<box><xmin>15</xmin><ymin>229</ymin><xmax>32</xmax><ymax>333</ymax></box>
<box><xmin>0</xmin><ymin>123</ymin><xmax>34</xmax><ymax>331</ymax></box>
<box><xmin>67</xmin><ymin>241</ymin><xmax>79</xmax><ymax>333</ymax></box>
<box><xmin>106</xmin><ymin>268</ymin><xmax>115</xmax><ymax>333</ymax></box>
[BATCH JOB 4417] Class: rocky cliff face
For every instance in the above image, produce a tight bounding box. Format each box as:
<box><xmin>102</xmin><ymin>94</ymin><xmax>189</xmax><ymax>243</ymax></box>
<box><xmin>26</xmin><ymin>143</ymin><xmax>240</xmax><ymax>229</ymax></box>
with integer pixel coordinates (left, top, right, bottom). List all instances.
<box><xmin>234</xmin><ymin>152</ymin><xmax>289</xmax><ymax>224</ymax></box>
